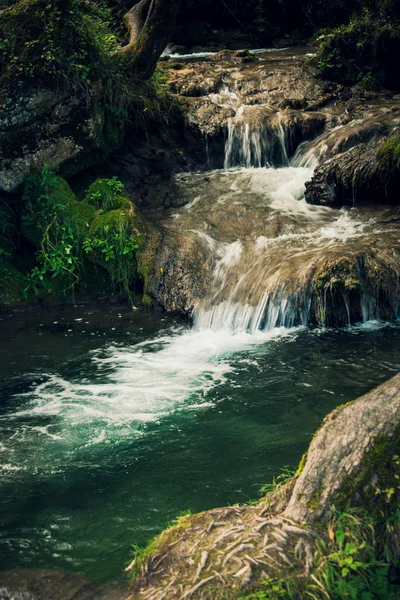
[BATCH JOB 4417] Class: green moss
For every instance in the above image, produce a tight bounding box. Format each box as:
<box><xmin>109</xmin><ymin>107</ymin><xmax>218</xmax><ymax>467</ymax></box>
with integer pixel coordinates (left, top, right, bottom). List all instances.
<box><xmin>128</xmin><ymin>511</ymin><xmax>193</xmax><ymax>582</ymax></box>
<box><xmin>295</xmin><ymin>451</ymin><xmax>308</xmax><ymax>477</ymax></box>
<box><xmin>0</xmin><ymin>0</ymin><xmax>116</xmax><ymax>87</ymax></box>
<box><xmin>378</xmin><ymin>135</ymin><xmax>400</xmax><ymax>171</ymax></box>
<box><xmin>307</xmin><ymin>486</ymin><xmax>324</xmax><ymax>510</ymax></box>
<box><xmin>333</xmin><ymin>425</ymin><xmax>400</xmax><ymax>519</ymax></box>
<box><xmin>315</xmin><ymin>13</ymin><xmax>400</xmax><ymax>90</ymax></box>
<box><xmin>21</xmin><ymin>168</ymin><xmax>149</xmax><ymax>305</ymax></box>
<box><xmin>85</xmin><ymin>177</ymin><xmax>131</xmax><ymax>211</ymax></box>
<box><xmin>0</xmin><ymin>258</ymin><xmax>32</xmax><ymax>306</ymax></box>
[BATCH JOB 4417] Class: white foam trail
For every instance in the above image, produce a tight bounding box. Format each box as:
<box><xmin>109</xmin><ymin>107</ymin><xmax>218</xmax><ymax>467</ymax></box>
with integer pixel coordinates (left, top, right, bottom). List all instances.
<box><xmin>0</xmin><ymin>326</ymin><xmax>297</xmax><ymax>471</ymax></box>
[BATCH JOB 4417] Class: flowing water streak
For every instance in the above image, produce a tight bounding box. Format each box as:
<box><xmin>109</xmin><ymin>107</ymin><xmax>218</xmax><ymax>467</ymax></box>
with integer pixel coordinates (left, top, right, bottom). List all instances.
<box><xmin>0</xmin><ymin>325</ymin><xmax>300</xmax><ymax>472</ymax></box>
<box><xmin>224</xmin><ymin>106</ymin><xmax>292</xmax><ymax>170</ymax></box>
<box><xmin>190</xmin><ymin>164</ymin><xmax>384</xmax><ymax>333</ymax></box>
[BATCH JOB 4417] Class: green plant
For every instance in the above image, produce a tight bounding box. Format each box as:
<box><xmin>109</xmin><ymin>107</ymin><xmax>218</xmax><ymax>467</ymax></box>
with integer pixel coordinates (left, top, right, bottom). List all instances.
<box><xmin>259</xmin><ymin>466</ymin><xmax>296</xmax><ymax>496</ymax></box>
<box><xmin>378</xmin><ymin>135</ymin><xmax>400</xmax><ymax>171</ymax></box>
<box><xmin>23</xmin><ymin>166</ymin><xmax>82</xmax><ymax>297</ymax></box>
<box><xmin>314</xmin><ymin>11</ymin><xmax>400</xmax><ymax>90</ymax></box>
<box><xmin>0</xmin><ymin>0</ymin><xmax>115</xmax><ymax>86</ymax></box>
<box><xmin>127</xmin><ymin>510</ymin><xmax>193</xmax><ymax>582</ymax></box>
<box><xmin>22</xmin><ymin>166</ymin><xmax>145</xmax><ymax>305</ymax></box>
<box><xmin>308</xmin><ymin>509</ymin><xmax>399</xmax><ymax>599</ymax></box>
<box><xmin>241</xmin><ymin>578</ymin><xmax>293</xmax><ymax>599</ymax></box>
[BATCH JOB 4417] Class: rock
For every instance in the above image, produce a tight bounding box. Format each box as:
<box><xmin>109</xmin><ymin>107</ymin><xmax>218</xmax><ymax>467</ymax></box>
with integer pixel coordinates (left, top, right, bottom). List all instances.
<box><xmin>0</xmin><ymin>570</ymin><xmax>129</xmax><ymax>600</ymax></box>
<box><xmin>129</xmin><ymin>373</ymin><xmax>400</xmax><ymax>598</ymax></box>
<box><xmin>0</xmin><ymin>83</ymin><xmax>122</xmax><ymax>193</ymax></box>
<box><xmin>305</xmin><ymin>139</ymin><xmax>400</xmax><ymax>207</ymax></box>
<box><xmin>143</xmin><ymin>224</ymin><xmax>213</xmax><ymax>314</ymax></box>
<box><xmin>0</xmin><ymin>570</ymin><xmax>99</xmax><ymax>600</ymax></box>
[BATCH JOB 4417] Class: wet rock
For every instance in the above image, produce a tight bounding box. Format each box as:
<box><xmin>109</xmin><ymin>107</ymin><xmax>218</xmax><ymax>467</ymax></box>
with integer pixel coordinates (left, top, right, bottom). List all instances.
<box><xmin>0</xmin><ymin>570</ymin><xmax>99</xmax><ymax>600</ymax></box>
<box><xmin>144</xmin><ymin>225</ymin><xmax>212</xmax><ymax>314</ymax></box>
<box><xmin>305</xmin><ymin>138</ymin><xmax>400</xmax><ymax>207</ymax></box>
<box><xmin>0</xmin><ymin>590</ymin><xmax>41</xmax><ymax>600</ymax></box>
<box><xmin>143</xmin><ymin>169</ymin><xmax>400</xmax><ymax>326</ymax></box>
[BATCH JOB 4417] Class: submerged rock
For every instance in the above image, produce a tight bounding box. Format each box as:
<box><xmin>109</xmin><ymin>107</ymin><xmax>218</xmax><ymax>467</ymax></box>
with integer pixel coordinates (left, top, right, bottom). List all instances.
<box><xmin>129</xmin><ymin>373</ymin><xmax>400</xmax><ymax>599</ymax></box>
<box><xmin>0</xmin><ymin>570</ymin><xmax>129</xmax><ymax>600</ymax></box>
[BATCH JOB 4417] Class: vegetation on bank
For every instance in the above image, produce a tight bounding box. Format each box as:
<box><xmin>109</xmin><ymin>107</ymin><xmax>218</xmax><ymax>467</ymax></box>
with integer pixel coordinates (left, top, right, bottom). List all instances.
<box><xmin>241</xmin><ymin>433</ymin><xmax>400</xmax><ymax>598</ymax></box>
<box><xmin>170</xmin><ymin>0</ymin><xmax>400</xmax><ymax>91</ymax></box>
<box><xmin>378</xmin><ymin>136</ymin><xmax>400</xmax><ymax>171</ymax></box>
<box><xmin>0</xmin><ymin>0</ymin><xmax>177</xmax><ymax>130</ymax></box>
<box><xmin>241</xmin><ymin>507</ymin><xmax>400</xmax><ymax>599</ymax></box>
<box><xmin>127</xmin><ymin>452</ymin><xmax>400</xmax><ymax>600</ymax></box>
<box><xmin>0</xmin><ymin>0</ymin><xmax>179</xmax><ymax>308</ymax></box>
<box><xmin>315</xmin><ymin>11</ymin><xmax>400</xmax><ymax>90</ymax></box>
<box><xmin>0</xmin><ymin>166</ymin><xmax>150</xmax><ymax>307</ymax></box>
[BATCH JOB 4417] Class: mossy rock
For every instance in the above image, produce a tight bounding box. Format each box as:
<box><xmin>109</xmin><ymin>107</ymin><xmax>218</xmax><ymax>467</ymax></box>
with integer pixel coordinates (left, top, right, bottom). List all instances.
<box><xmin>315</xmin><ymin>14</ymin><xmax>400</xmax><ymax>90</ymax></box>
<box><xmin>0</xmin><ymin>258</ymin><xmax>32</xmax><ymax>306</ymax></box>
<box><xmin>84</xmin><ymin>178</ymin><xmax>131</xmax><ymax>212</ymax></box>
<box><xmin>378</xmin><ymin>135</ymin><xmax>400</xmax><ymax>171</ymax></box>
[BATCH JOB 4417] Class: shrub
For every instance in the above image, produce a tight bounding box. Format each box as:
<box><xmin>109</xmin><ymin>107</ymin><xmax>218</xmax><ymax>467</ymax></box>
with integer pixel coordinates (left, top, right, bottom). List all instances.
<box><xmin>22</xmin><ymin>166</ymin><xmax>145</xmax><ymax>305</ymax></box>
<box><xmin>0</xmin><ymin>0</ymin><xmax>116</xmax><ymax>86</ymax></box>
<box><xmin>315</xmin><ymin>12</ymin><xmax>400</xmax><ymax>90</ymax></box>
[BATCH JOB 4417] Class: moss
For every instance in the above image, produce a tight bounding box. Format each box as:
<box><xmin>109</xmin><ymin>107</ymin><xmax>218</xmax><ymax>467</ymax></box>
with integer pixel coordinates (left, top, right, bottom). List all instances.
<box><xmin>0</xmin><ymin>0</ymin><xmax>115</xmax><ymax>88</ymax></box>
<box><xmin>307</xmin><ymin>487</ymin><xmax>324</xmax><ymax>510</ymax></box>
<box><xmin>84</xmin><ymin>178</ymin><xmax>131</xmax><ymax>212</ymax></box>
<box><xmin>315</xmin><ymin>13</ymin><xmax>400</xmax><ymax>90</ymax></box>
<box><xmin>0</xmin><ymin>258</ymin><xmax>32</xmax><ymax>306</ymax></box>
<box><xmin>129</xmin><ymin>512</ymin><xmax>194</xmax><ymax>582</ymax></box>
<box><xmin>295</xmin><ymin>451</ymin><xmax>308</xmax><ymax>477</ymax></box>
<box><xmin>20</xmin><ymin>169</ymin><xmax>149</xmax><ymax>305</ymax></box>
<box><xmin>333</xmin><ymin>425</ymin><xmax>400</xmax><ymax>518</ymax></box>
<box><xmin>378</xmin><ymin>135</ymin><xmax>400</xmax><ymax>171</ymax></box>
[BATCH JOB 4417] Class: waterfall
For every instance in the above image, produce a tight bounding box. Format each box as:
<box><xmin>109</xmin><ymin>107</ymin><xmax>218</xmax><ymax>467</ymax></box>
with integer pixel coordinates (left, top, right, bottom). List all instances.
<box><xmin>168</xmin><ymin>90</ymin><xmax>400</xmax><ymax>334</ymax></box>
<box><xmin>224</xmin><ymin>106</ymin><xmax>292</xmax><ymax>170</ymax></box>
<box><xmin>170</xmin><ymin>167</ymin><xmax>400</xmax><ymax>334</ymax></box>
<box><xmin>194</xmin><ymin>286</ymin><xmax>313</xmax><ymax>334</ymax></box>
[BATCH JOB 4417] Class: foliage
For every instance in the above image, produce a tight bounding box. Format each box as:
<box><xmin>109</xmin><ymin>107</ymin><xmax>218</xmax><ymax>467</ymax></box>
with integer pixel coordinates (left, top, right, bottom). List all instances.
<box><xmin>308</xmin><ymin>509</ymin><xmax>399</xmax><ymax>600</ymax></box>
<box><xmin>240</xmin><ymin>507</ymin><xmax>400</xmax><ymax>600</ymax></box>
<box><xmin>174</xmin><ymin>0</ymin><xmax>400</xmax><ymax>48</ymax></box>
<box><xmin>22</xmin><ymin>166</ymin><xmax>145</xmax><ymax>304</ymax></box>
<box><xmin>0</xmin><ymin>0</ymin><xmax>116</xmax><ymax>86</ymax></box>
<box><xmin>259</xmin><ymin>466</ymin><xmax>296</xmax><ymax>496</ymax></box>
<box><xmin>0</xmin><ymin>0</ymin><xmax>177</xmax><ymax>139</ymax></box>
<box><xmin>22</xmin><ymin>165</ymin><xmax>84</xmax><ymax>296</ymax></box>
<box><xmin>314</xmin><ymin>12</ymin><xmax>400</xmax><ymax>90</ymax></box>
<box><xmin>378</xmin><ymin>136</ymin><xmax>400</xmax><ymax>171</ymax></box>
<box><xmin>128</xmin><ymin>510</ymin><xmax>194</xmax><ymax>582</ymax></box>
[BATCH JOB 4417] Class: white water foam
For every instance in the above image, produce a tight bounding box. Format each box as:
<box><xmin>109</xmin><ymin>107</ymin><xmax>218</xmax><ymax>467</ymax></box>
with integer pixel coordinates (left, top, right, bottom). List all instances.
<box><xmin>0</xmin><ymin>326</ymin><xmax>297</xmax><ymax>473</ymax></box>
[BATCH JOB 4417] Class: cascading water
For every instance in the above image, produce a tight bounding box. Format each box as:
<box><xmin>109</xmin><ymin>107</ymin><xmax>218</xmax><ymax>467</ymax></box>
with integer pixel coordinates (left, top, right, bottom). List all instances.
<box><xmin>177</xmin><ymin>96</ymin><xmax>400</xmax><ymax>333</ymax></box>
<box><xmin>224</xmin><ymin>106</ymin><xmax>292</xmax><ymax>169</ymax></box>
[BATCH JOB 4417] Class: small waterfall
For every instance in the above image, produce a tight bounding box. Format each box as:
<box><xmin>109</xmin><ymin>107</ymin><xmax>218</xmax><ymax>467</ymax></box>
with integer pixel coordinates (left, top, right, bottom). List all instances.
<box><xmin>224</xmin><ymin>106</ymin><xmax>292</xmax><ymax>170</ymax></box>
<box><xmin>163</xmin><ymin>87</ymin><xmax>400</xmax><ymax>333</ymax></box>
<box><xmin>176</xmin><ymin>167</ymin><xmax>400</xmax><ymax>334</ymax></box>
<box><xmin>194</xmin><ymin>286</ymin><xmax>313</xmax><ymax>334</ymax></box>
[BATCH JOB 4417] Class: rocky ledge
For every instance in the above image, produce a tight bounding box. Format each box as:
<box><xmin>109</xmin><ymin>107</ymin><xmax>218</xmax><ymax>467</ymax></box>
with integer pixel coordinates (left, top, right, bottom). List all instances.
<box><xmin>128</xmin><ymin>373</ymin><xmax>400</xmax><ymax>599</ymax></box>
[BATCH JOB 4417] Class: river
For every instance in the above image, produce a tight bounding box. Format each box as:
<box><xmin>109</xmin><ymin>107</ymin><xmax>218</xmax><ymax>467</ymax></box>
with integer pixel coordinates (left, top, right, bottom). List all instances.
<box><xmin>1</xmin><ymin>306</ymin><xmax>400</xmax><ymax>584</ymax></box>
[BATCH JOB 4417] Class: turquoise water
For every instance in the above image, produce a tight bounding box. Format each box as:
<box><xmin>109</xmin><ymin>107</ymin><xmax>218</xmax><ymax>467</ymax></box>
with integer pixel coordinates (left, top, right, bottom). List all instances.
<box><xmin>0</xmin><ymin>305</ymin><xmax>399</xmax><ymax>585</ymax></box>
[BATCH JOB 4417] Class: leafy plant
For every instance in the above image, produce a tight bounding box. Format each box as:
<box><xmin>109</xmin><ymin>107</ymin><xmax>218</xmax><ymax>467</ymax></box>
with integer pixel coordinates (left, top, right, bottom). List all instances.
<box><xmin>22</xmin><ymin>166</ymin><xmax>144</xmax><ymax>305</ymax></box>
<box><xmin>314</xmin><ymin>11</ymin><xmax>400</xmax><ymax>90</ymax></box>
<box><xmin>0</xmin><ymin>0</ymin><xmax>115</xmax><ymax>86</ymax></box>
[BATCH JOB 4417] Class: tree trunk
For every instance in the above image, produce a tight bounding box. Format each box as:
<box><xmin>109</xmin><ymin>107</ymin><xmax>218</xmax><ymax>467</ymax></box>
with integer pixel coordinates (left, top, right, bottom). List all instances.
<box><xmin>121</xmin><ymin>0</ymin><xmax>182</xmax><ymax>80</ymax></box>
<box><xmin>124</xmin><ymin>0</ymin><xmax>152</xmax><ymax>46</ymax></box>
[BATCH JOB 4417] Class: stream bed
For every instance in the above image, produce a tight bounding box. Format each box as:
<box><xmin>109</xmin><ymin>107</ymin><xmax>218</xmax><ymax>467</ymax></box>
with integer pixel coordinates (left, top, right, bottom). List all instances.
<box><xmin>1</xmin><ymin>305</ymin><xmax>400</xmax><ymax>585</ymax></box>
